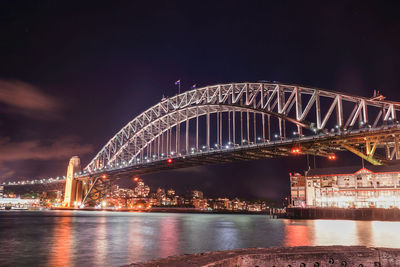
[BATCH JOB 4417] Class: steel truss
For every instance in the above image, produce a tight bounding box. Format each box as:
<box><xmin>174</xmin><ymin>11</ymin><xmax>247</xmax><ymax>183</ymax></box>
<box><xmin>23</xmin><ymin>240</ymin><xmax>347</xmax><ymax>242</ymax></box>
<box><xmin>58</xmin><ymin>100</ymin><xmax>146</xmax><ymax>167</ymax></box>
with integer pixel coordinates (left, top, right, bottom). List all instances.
<box><xmin>80</xmin><ymin>176</ymin><xmax>112</xmax><ymax>207</ymax></box>
<box><xmin>74</xmin><ymin>83</ymin><xmax>400</xmax><ymax>206</ymax></box>
<box><xmin>84</xmin><ymin>82</ymin><xmax>400</xmax><ymax>174</ymax></box>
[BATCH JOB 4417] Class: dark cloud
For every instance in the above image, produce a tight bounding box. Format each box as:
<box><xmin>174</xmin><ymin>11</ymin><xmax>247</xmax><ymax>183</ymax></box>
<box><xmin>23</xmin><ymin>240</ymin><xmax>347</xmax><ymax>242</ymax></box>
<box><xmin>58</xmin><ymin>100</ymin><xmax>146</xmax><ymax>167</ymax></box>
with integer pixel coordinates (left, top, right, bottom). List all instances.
<box><xmin>0</xmin><ymin>80</ymin><xmax>61</xmax><ymax>119</ymax></box>
<box><xmin>0</xmin><ymin>136</ymin><xmax>92</xmax><ymax>164</ymax></box>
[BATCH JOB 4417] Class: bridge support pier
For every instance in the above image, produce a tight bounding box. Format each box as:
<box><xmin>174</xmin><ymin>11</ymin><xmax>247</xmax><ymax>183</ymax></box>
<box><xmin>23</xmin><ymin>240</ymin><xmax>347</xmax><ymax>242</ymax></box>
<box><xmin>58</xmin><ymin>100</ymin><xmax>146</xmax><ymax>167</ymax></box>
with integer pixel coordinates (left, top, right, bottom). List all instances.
<box><xmin>63</xmin><ymin>156</ymin><xmax>83</xmax><ymax>207</ymax></box>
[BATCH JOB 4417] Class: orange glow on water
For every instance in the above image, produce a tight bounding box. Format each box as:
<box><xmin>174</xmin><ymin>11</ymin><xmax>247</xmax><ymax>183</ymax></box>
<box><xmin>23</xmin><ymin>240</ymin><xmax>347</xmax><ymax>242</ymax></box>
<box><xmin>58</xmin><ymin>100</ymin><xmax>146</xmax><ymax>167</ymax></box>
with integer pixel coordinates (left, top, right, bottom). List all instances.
<box><xmin>284</xmin><ymin>220</ymin><xmax>311</xmax><ymax>246</ymax></box>
<box><xmin>48</xmin><ymin>215</ymin><xmax>72</xmax><ymax>267</ymax></box>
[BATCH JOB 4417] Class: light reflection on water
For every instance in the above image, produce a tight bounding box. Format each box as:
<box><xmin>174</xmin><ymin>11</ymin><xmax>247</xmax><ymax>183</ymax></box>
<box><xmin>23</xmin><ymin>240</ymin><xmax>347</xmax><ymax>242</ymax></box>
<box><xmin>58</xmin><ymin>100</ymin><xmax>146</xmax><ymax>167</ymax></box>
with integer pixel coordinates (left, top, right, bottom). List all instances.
<box><xmin>0</xmin><ymin>211</ymin><xmax>400</xmax><ymax>266</ymax></box>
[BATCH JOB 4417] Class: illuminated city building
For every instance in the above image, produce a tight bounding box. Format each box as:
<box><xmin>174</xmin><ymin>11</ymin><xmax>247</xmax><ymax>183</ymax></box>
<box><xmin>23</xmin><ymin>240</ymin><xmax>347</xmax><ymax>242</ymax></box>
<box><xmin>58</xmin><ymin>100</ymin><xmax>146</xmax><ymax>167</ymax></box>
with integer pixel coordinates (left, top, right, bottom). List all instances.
<box><xmin>247</xmin><ymin>203</ymin><xmax>262</xmax><ymax>212</ymax></box>
<box><xmin>156</xmin><ymin>187</ymin><xmax>166</xmax><ymax>205</ymax></box>
<box><xmin>191</xmin><ymin>198</ymin><xmax>208</xmax><ymax>209</ymax></box>
<box><xmin>213</xmin><ymin>198</ymin><xmax>232</xmax><ymax>210</ymax></box>
<box><xmin>134</xmin><ymin>180</ymin><xmax>150</xmax><ymax>197</ymax></box>
<box><xmin>289</xmin><ymin>173</ymin><xmax>306</xmax><ymax>207</ymax></box>
<box><xmin>290</xmin><ymin>164</ymin><xmax>400</xmax><ymax>209</ymax></box>
<box><xmin>192</xmin><ymin>190</ymin><xmax>204</xmax><ymax>199</ymax></box>
<box><xmin>167</xmin><ymin>189</ymin><xmax>175</xmax><ymax>197</ymax></box>
<box><xmin>0</xmin><ymin>197</ymin><xmax>40</xmax><ymax>209</ymax></box>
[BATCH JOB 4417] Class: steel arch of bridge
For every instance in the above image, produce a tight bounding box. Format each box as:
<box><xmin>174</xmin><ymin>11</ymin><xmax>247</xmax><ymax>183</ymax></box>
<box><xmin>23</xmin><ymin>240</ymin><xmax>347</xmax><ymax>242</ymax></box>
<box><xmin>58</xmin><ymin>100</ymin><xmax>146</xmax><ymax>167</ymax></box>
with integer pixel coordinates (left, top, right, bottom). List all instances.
<box><xmin>85</xmin><ymin>82</ymin><xmax>400</xmax><ymax>174</ymax></box>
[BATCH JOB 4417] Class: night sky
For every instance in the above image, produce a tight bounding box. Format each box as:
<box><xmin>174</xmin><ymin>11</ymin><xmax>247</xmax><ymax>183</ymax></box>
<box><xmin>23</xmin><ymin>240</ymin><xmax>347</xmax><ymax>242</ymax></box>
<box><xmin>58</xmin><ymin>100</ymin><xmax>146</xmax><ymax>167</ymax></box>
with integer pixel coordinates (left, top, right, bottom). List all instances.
<box><xmin>1</xmin><ymin>1</ymin><xmax>400</xmax><ymax>200</ymax></box>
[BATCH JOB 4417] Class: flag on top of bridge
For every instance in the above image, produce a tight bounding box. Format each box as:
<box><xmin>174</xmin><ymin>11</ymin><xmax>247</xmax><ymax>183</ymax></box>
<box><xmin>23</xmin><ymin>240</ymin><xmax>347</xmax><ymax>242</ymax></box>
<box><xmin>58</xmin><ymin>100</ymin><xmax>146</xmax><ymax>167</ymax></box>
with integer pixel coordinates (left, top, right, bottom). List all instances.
<box><xmin>174</xmin><ymin>80</ymin><xmax>180</xmax><ymax>85</ymax></box>
<box><xmin>191</xmin><ymin>84</ymin><xmax>196</xmax><ymax>89</ymax></box>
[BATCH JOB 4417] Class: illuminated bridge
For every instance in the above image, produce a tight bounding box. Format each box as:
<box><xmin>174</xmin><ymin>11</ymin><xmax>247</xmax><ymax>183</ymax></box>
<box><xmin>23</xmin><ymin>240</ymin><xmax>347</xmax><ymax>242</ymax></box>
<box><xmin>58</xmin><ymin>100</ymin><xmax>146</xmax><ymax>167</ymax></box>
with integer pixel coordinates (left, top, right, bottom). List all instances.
<box><xmin>63</xmin><ymin>82</ymin><xmax>400</xmax><ymax>207</ymax></box>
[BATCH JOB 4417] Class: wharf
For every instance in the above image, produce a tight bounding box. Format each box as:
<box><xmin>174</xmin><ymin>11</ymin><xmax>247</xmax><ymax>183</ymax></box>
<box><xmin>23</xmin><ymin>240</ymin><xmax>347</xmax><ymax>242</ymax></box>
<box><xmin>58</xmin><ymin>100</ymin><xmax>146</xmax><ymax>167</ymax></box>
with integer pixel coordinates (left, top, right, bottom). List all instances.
<box><xmin>286</xmin><ymin>207</ymin><xmax>400</xmax><ymax>221</ymax></box>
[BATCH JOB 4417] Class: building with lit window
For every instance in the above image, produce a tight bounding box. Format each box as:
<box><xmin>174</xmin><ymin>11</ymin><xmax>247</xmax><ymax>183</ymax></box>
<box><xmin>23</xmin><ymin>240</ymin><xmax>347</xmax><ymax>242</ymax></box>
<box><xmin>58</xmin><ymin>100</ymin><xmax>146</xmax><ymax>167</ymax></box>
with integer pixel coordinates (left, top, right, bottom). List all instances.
<box><xmin>290</xmin><ymin>164</ymin><xmax>400</xmax><ymax>209</ymax></box>
<box><xmin>290</xmin><ymin>173</ymin><xmax>306</xmax><ymax>207</ymax></box>
<box><xmin>134</xmin><ymin>180</ymin><xmax>150</xmax><ymax>197</ymax></box>
<box><xmin>192</xmin><ymin>190</ymin><xmax>203</xmax><ymax>199</ymax></box>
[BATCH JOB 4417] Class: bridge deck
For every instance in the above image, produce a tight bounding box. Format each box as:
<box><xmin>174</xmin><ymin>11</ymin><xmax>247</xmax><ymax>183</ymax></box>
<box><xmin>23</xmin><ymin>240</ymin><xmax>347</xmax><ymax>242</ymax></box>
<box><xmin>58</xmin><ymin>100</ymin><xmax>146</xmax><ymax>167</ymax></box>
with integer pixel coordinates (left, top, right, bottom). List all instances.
<box><xmin>77</xmin><ymin>125</ymin><xmax>400</xmax><ymax>181</ymax></box>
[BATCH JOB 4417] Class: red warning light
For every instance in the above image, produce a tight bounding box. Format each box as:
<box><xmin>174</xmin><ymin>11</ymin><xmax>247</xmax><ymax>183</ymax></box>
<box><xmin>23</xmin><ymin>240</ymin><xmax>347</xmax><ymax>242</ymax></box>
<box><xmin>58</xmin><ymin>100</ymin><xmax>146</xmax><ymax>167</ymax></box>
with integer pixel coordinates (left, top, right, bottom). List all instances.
<box><xmin>167</xmin><ymin>158</ymin><xmax>173</xmax><ymax>164</ymax></box>
<box><xmin>291</xmin><ymin>148</ymin><xmax>301</xmax><ymax>154</ymax></box>
<box><xmin>101</xmin><ymin>174</ymin><xmax>107</xmax><ymax>179</ymax></box>
<box><xmin>328</xmin><ymin>154</ymin><xmax>337</xmax><ymax>160</ymax></box>
<box><xmin>133</xmin><ymin>177</ymin><xmax>139</xmax><ymax>182</ymax></box>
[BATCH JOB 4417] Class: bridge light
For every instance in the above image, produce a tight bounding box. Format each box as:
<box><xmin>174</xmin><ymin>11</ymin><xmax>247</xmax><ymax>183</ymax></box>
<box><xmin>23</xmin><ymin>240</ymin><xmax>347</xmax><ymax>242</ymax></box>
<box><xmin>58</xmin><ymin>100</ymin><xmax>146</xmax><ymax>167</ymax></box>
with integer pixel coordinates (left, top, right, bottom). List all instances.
<box><xmin>202</xmin><ymin>145</ymin><xmax>206</xmax><ymax>149</ymax></box>
<box><xmin>133</xmin><ymin>177</ymin><xmax>139</xmax><ymax>182</ymax></box>
<box><xmin>167</xmin><ymin>158</ymin><xmax>173</xmax><ymax>164</ymax></box>
<box><xmin>291</xmin><ymin>148</ymin><xmax>301</xmax><ymax>154</ymax></box>
<box><xmin>274</xmin><ymin>134</ymin><xmax>279</xmax><ymax>138</ymax></box>
<box><xmin>328</xmin><ymin>154</ymin><xmax>337</xmax><ymax>160</ymax></box>
<box><xmin>102</xmin><ymin>174</ymin><xmax>107</xmax><ymax>179</ymax></box>
<box><xmin>225</xmin><ymin>145</ymin><xmax>229</xmax><ymax>149</ymax></box>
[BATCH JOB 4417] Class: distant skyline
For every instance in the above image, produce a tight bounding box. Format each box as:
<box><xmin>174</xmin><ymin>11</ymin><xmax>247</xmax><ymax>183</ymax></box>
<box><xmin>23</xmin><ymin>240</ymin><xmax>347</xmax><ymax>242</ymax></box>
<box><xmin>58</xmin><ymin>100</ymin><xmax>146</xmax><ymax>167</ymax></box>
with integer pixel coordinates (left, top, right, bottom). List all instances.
<box><xmin>1</xmin><ymin>1</ymin><xmax>400</xmax><ymax>200</ymax></box>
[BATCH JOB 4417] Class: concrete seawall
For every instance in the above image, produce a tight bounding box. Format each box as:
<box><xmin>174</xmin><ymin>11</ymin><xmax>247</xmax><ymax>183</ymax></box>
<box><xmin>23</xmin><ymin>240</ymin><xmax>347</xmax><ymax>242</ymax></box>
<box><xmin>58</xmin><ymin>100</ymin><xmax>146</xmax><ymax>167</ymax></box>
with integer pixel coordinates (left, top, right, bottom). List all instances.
<box><xmin>127</xmin><ymin>246</ymin><xmax>400</xmax><ymax>267</ymax></box>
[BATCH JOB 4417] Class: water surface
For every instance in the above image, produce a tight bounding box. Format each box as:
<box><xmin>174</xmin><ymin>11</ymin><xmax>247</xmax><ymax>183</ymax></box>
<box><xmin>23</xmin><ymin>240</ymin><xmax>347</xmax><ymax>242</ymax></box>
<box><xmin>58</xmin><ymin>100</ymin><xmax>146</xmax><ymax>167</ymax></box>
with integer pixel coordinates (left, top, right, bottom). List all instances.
<box><xmin>1</xmin><ymin>210</ymin><xmax>400</xmax><ymax>266</ymax></box>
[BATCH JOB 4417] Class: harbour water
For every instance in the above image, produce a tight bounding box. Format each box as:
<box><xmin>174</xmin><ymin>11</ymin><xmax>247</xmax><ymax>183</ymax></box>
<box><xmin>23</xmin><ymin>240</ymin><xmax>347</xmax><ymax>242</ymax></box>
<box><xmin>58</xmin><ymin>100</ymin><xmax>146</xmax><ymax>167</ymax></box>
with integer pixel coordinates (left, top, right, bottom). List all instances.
<box><xmin>1</xmin><ymin>211</ymin><xmax>400</xmax><ymax>266</ymax></box>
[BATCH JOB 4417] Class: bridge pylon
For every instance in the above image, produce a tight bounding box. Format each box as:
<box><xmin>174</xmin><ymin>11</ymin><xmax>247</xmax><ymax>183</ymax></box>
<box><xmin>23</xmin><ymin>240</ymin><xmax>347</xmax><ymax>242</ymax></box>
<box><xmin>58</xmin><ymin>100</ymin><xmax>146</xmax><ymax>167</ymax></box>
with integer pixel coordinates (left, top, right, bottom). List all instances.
<box><xmin>63</xmin><ymin>156</ymin><xmax>83</xmax><ymax>207</ymax></box>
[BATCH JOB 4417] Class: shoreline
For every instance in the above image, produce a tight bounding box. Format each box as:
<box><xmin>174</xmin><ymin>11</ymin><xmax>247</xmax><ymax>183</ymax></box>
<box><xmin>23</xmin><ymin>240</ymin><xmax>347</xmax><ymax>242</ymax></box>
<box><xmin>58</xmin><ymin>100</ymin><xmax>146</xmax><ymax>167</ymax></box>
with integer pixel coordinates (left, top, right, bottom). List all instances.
<box><xmin>50</xmin><ymin>206</ymin><xmax>272</xmax><ymax>215</ymax></box>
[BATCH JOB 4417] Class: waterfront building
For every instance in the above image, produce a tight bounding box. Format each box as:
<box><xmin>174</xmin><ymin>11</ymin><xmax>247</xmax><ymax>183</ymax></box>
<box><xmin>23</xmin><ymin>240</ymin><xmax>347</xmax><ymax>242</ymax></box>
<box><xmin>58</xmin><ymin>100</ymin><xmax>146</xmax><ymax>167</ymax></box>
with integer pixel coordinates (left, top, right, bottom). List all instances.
<box><xmin>167</xmin><ymin>189</ymin><xmax>175</xmax><ymax>197</ymax></box>
<box><xmin>290</xmin><ymin>164</ymin><xmax>400</xmax><ymax>208</ymax></box>
<box><xmin>213</xmin><ymin>198</ymin><xmax>232</xmax><ymax>210</ymax></box>
<box><xmin>0</xmin><ymin>197</ymin><xmax>40</xmax><ymax>209</ymax></box>
<box><xmin>134</xmin><ymin>180</ymin><xmax>150</xmax><ymax>197</ymax></box>
<box><xmin>289</xmin><ymin>173</ymin><xmax>306</xmax><ymax>207</ymax></box>
<box><xmin>247</xmin><ymin>203</ymin><xmax>262</xmax><ymax>212</ymax></box>
<box><xmin>192</xmin><ymin>190</ymin><xmax>204</xmax><ymax>199</ymax></box>
<box><xmin>192</xmin><ymin>198</ymin><xmax>208</xmax><ymax>209</ymax></box>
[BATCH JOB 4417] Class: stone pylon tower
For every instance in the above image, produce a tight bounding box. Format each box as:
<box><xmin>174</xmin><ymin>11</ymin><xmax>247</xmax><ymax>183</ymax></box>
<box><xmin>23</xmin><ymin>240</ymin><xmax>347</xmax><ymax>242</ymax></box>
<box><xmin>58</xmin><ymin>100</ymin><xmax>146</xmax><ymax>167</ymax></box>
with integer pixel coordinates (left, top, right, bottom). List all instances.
<box><xmin>63</xmin><ymin>156</ymin><xmax>81</xmax><ymax>207</ymax></box>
